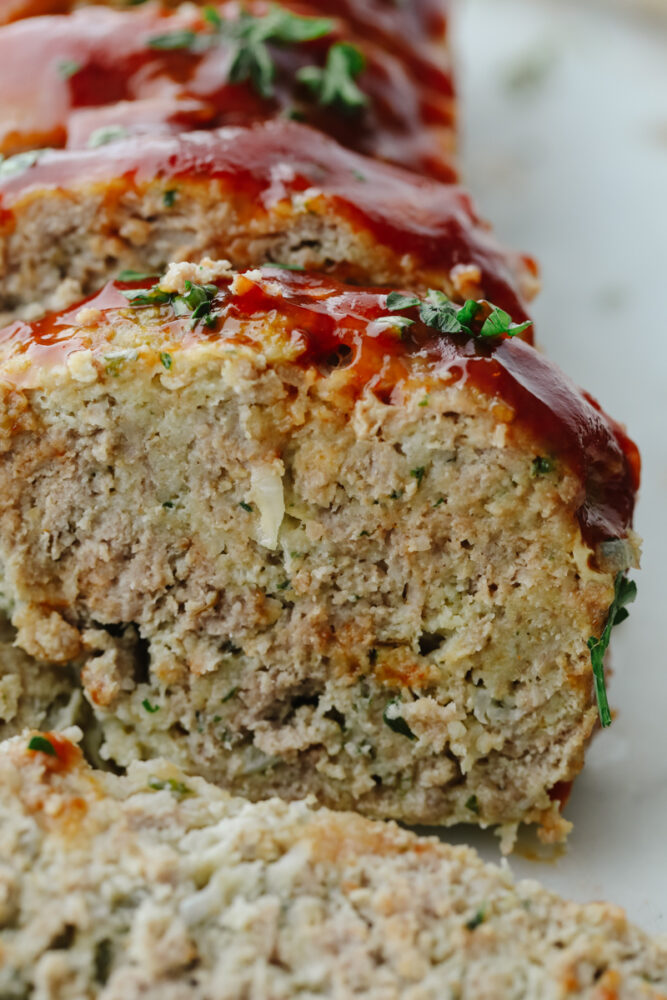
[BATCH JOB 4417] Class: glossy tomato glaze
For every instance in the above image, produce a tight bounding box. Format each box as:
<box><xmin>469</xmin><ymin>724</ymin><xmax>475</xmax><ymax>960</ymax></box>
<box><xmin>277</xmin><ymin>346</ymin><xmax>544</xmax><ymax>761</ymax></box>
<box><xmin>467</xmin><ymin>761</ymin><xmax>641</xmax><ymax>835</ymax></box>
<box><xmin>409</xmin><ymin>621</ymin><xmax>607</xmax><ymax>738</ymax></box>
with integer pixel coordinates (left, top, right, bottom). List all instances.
<box><xmin>0</xmin><ymin>119</ymin><xmax>535</xmax><ymax>325</ymax></box>
<box><xmin>1</xmin><ymin>267</ymin><xmax>639</xmax><ymax>553</ymax></box>
<box><xmin>0</xmin><ymin>1</ymin><xmax>456</xmax><ymax>181</ymax></box>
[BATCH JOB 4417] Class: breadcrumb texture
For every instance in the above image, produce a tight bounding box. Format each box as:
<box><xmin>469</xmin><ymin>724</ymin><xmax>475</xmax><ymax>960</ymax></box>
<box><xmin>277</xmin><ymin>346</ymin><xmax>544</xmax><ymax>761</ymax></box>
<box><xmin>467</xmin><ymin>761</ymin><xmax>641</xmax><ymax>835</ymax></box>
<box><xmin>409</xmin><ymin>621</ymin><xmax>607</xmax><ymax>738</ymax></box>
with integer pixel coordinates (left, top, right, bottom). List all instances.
<box><xmin>0</xmin><ymin>730</ymin><xmax>665</xmax><ymax>1000</ymax></box>
<box><xmin>0</xmin><ymin>262</ymin><xmax>639</xmax><ymax>836</ymax></box>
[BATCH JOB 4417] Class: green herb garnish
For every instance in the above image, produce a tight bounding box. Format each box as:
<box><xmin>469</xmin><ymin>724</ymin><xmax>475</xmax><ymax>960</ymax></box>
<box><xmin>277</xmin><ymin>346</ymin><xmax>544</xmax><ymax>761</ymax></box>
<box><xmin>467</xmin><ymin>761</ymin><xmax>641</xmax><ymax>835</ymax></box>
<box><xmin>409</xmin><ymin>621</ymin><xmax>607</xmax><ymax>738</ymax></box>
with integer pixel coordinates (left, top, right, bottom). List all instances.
<box><xmin>123</xmin><ymin>278</ymin><xmax>221</xmax><ymax>328</ymax></box>
<box><xmin>297</xmin><ymin>42</ymin><xmax>368</xmax><ymax>112</ymax></box>
<box><xmin>410</xmin><ymin>466</ymin><xmax>425</xmax><ymax>487</ymax></box>
<box><xmin>466</xmin><ymin>905</ymin><xmax>486</xmax><ymax>930</ymax></box>
<box><xmin>587</xmin><ymin>574</ymin><xmax>637</xmax><ymax>728</ymax></box>
<box><xmin>465</xmin><ymin>794</ymin><xmax>480</xmax><ymax>814</ymax></box>
<box><xmin>0</xmin><ymin>150</ymin><xmax>44</xmax><ymax>178</ymax></box>
<box><xmin>147</xmin><ymin>777</ymin><xmax>194</xmax><ymax>799</ymax></box>
<box><xmin>239</xmin><ymin>501</ymin><xmax>253</xmax><ymax>512</ymax></box>
<box><xmin>142</xmin><ymin>698</ymin><xmax>160</xmax><ymax>713</ymax></box>
<box><xmin>531</xmin><ymin>456</ymin><xmax>553</xmax><ymax>476</ymax></box>
<box><xmin>27</xmin><ymin>735</ymin><xmax>56</xmax><ymax>756</ymax></box>
<box><xmin>222</xmin><ymin>686</ymin><xmax>239</xmax><ymax>702</ymax></box>
<box><xmin>387</xmin><ymin>289</ymin><xmax>533</xmax><ymax>341</ymax></box>
<box><xmin>58</xmin><ymin>60</ymin><xmax>81</xmax><ymax>79</ymax></box>
<box><xmin>163</xmin><ymin>189</ymin><xmax>178</xmax><ymax>207</ymax></box>
<box><xmin>382</xmin><ymin>699</ymin><xmax>417</xmax><ymax>741</ymax></box>
<box><xmin>117</xmin><ymin>269</ymin><xmax>160</xmax><ymax>282</ymax></box>
<box><xmin>87</xmin><ymin>125</ymin><xmax>130</xmax><ymax>148</ymax></box>
<box><xmin>159</xmin><ymin>352</ymin><xmax>173</xmax><ymax>370</ymax></box>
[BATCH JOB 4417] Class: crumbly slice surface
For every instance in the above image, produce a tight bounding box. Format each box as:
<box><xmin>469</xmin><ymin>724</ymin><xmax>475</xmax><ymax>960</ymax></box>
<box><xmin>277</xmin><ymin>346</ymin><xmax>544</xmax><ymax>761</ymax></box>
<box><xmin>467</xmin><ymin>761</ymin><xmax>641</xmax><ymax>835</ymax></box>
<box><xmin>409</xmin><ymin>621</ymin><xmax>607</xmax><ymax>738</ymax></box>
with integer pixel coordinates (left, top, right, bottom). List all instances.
<box><xmin>0</xmin><ymin>730</ymin><xmax>665</xmax><ymax>1000</ymax></box>
<box><xmin>0</xmin><ymin>119</ymin><xmax>535</xmax><ymax>324</ymax></box>
<box><xmin>0</xmin><ymin>264</ymin><xmax>638</xmax><ymax>834</ymax></box>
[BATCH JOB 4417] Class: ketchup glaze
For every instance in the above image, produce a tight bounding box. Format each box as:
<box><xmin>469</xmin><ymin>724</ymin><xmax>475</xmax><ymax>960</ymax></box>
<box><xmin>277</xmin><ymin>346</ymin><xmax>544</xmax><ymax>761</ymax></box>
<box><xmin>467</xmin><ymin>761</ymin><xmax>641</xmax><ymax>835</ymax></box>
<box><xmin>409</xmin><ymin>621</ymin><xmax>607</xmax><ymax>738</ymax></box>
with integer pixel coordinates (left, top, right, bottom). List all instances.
<box><xmin>0</xmin><ymin>0</ymin><xmax>456</xmax><ymax>181</ymax></box>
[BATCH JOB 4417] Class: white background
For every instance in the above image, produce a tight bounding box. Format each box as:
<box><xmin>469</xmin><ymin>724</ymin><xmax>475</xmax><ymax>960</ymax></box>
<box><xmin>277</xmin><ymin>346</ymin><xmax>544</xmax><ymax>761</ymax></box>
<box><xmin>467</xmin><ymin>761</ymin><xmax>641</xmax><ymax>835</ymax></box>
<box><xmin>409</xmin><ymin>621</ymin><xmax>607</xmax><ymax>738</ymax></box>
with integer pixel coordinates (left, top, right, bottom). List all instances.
<box><xmin>439</xmin><ymin>0</ymin><xmax>667</xmax><ymax>935</ymax></box>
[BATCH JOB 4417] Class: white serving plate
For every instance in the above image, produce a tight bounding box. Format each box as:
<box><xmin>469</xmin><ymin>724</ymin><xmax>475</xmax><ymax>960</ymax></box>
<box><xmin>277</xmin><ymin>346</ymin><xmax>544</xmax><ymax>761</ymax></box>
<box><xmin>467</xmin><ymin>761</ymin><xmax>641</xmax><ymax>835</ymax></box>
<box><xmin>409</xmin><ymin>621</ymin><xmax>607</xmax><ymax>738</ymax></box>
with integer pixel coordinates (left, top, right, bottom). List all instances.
<box><xmin>433</xmin><ymin>0</ymin><xmax>667</xmax><ymax>935</ymax></box>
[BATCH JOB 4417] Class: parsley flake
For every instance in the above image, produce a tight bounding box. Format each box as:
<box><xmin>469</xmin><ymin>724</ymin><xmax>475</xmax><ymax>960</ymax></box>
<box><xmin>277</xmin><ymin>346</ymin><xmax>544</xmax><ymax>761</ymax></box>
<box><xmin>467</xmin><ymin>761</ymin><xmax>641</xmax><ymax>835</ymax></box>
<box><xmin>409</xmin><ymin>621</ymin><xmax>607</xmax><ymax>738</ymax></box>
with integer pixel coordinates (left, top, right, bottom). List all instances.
<box><xmin>239</xmin><ymin>501</ymin><xmax>253</xmax><ymax>512</ymax></box>
<box><xmin>587</xmin><ymin>574</ymin><xmax>637</xmax><ymax>728</ymax></box>
<box><xmin>531</xmin><ymin>456</ymin><xmax>553</xmax><ymax>476</ymax></box>
<box><xmin>387</xmin><ymin>288</ymin><xmax>533</xmax><ymax>341</ymax></box>
<box><xmin>147</xmin><ymin>777</ymin><xmax>194</xmax><ymax>799</ymax></box>
<box><xmin>117</xmin><ymin>269</ymin><xmax>159</xmax><ymax>282</ymax></box>
<box><xmin>159</xmin><ymin>352</ymin><xmax>173</xmax><ymax>370</ymax></box>
<box><xmin>466</xmin><ymin>905</ymin><xmax>487</xmax><ymax>930</ymax></box>
<box><xmin>465</xmin><ymin>794</ymin><xmax>480</xmax><ymax>814</ymax></box>
<box><xmin>297</xmin><ymin>42</ymin><xmax>368</xmax><ymax>112</ymax></box>
<box><xmin>142</xmin><ymin>698</ymin><xmax>160</xmax><ymax>713</ymax></box>
<box><xmin>58</xmin><ymin>60</ymin><xmax>81</xmax><ymax>79</ymax></box>
<box><xmin>410</xmin><ymin>466</ymin><xmax>426</xmax><ymax>487</ymax></box>
<box><xmin>27</xmin><ymin>735</ymin><xmax>57</xmax><ymax>756</ymax></box>
<box><xmin>163</xmin><ymin>189</ymin><xmax>178</xmax><ymax>207</ymax></box>
<box><xmin>383</xmin><ymin>699</ymin><xmax>417</xmax><ymax>741</ymax></box>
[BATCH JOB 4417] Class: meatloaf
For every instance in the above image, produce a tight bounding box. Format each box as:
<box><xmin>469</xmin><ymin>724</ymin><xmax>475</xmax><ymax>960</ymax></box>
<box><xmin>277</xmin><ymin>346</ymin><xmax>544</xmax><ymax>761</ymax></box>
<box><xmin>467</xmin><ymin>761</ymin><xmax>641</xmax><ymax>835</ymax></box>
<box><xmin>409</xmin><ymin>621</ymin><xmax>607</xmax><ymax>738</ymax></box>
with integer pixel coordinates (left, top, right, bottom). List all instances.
<box><xmin>0</xmin><ymin>119</ymin><xmax>536</xmax><ymax>325</ymax></box>
<box><xmin>1</xmin><ymin>728</ymin><xmax>665</xmax><ymax>1000</ymax></box>
<box><xmin>0</xmin><ymin>260</ymin><xmax>639</xmax><ymax>840</ymax></box>
<box><xmin>0</xmin><ymin>1</ymin><xmax>457</xmax><ymax>182</ymax></box>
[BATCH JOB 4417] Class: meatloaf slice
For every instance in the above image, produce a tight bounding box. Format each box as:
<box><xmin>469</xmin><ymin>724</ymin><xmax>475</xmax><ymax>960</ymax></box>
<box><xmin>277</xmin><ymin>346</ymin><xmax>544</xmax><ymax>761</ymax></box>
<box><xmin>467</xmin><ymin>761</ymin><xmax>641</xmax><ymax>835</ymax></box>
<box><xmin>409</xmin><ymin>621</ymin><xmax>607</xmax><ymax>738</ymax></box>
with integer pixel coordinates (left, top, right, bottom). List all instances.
<box><xmin>0</xmin><ymin>119</ymin><xmax>536</xmax><ymax>325</ymax></box>
<box><xmin>0</xmin><ymin>261</ymin><xmax>639</xmax><ymax>839</ymax></box>
<box><xmin>1</xmin><ymin>728</ymin><xmax>665</xmax><ymax>1000</ymax></box>
<box><xmin>0</xmin><ymin>1</ymin><xmax>457</xmax><ymax>182</ymax></box>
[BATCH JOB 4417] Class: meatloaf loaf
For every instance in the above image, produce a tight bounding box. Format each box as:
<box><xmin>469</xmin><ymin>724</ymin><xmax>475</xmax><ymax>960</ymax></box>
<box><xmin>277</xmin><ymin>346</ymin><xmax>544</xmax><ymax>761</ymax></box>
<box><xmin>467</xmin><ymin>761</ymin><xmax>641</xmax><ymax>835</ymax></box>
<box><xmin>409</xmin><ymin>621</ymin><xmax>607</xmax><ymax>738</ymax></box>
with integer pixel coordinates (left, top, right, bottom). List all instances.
<box><xmin>0</xmin><ymin>260</ymin><xmax>639</xmax><ymax>840</ymax></box>
<box><xmin>1</xmin><ymin>728</ymin><xmax>665</xmax><ymax>1000</ymax></box>
<box><xmin>0</xmin><ymin>119</ymin><xmax>536</xmax><ymax>325</ymax></box>
<box><xmin>0</xmin><ymin>0</ymin><xmax>457</xmax><ymax>181</ymax></box>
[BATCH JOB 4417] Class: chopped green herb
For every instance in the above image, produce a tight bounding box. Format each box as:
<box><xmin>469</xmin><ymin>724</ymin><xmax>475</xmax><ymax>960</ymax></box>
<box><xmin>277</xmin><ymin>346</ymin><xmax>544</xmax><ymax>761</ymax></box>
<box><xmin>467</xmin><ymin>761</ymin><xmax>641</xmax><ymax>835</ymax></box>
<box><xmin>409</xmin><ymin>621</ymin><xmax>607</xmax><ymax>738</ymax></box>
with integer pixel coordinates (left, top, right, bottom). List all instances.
<box><xmin>418</xmin><ymin>396</ymin><xmax>429</xmax><ymax>407</ymax></box>
<box><xmin>410</xmin><ymin>466</ymin><xmax>425</xmax><ymax>487</ymax></box>
<box><xmin>386</xmin><ymin>291</ymin><xmax>421</xmax><ymax>311</ymax></box>
<box><xmin>104</xmin><ymin>350</ymin><xmax>137</xmax><ymax>376</ymax></box>
<box><xmin>121</xmin><ymin>285</ymin><xmax>173</xmax><ymax>307</ymax></box>
<box><xmin>117</xmin><ymin>269</ymin><xmax>159</xmax><ymax>282</ymax></box>
<box><xmin>142</xmin><ymin>698</ymin><xmax>160</xmax><ymax>713</ymax></box>
<box><xmin>261</xmin><ymin>262</ymin><xmax>306</xmax><ymax>271</ymax></box>
<box><xmin>298</xmin><ymin>42</ymin><xmax>368</xmax><ymax>111</ymax></box>
<box><xmin>87</xmin><ymin>125</ymin><xmax>130</xmax><ymax>148</ymax></box>
<box><xmin>0</xmin><ymin>150</ymin><xmax>44</xmax><ymax>178</ymax></box>
<box><xmin>587</xmin><ymin>574</ymin><xmax>637</xmax><ymax>728</ymax></box>
<box><xmin>148</xmin><ymin>28</ymin><xmax>199</xmax><ymax>50</ymax></box>
<box><xmin>359</xmin><ymin>530</ymin><xmax>370</xmax><ymax>537</ymax></box>
<box><xmin>159</xmin><ymin>352</ymin><xmax>173</xmax><ymax>370</ymax></box>
<box><xmin>123</xmin><ymin>278</ymin><xmax>220</xmax><ymax>328</ymax></box>
<box><xmin>531</xmin><ymin>456</ymin><xmax>553</xmax><ymax>476</ymax></box>
<box><xmin>27</xmin><ymin>735</ymin><xmax>56</xmax><ymax>756</ymax></box>
<box><xmin>163</xmin><ymin>189</ymin><xmax>178</xmax><ymax>207</ymax></box>
<box><xmin>222</xmin><ymin>686</ymin><xmax>239</xmax><ymax>702</ymax></box>
<box><xmin>479</xmin><ymin>306</ymin><xmax>532</xmax><ymax>339</ymax></box>
<box><xmin>383</xmin><ymin>699</ymin><xmax>417</xmax><ymax>741</ymax></box>
<box><xmin>276</xmin><ymin>579</ymin><xmax>291</xmax><ymax>590</ymax></box>
<box><xmin>434</xmin><ymin>497</ymin><xmax>445</xmax><ymax>507</ymax></box>
<box><xmin>147</xmin><ymin>777</ymin><xmax>194</xmax><ymax>799</ymax></box>
<box><xmin>93</xmin><ymin>939</ymin><xmax>113</xmax><ymax>986</ymax></box>
<box><xmin>239</xmin><ymin>501</ymin><xmax>253</xmax><ymax>512</ymax></box>
<box><xmin>368</xmin><ymin>648</ymin><xmax>378</xmax><ymax>666</ymax></box>
<box><xmin>202</xmin><ymin>5</ymin><xmax>222</xmax><ymax>28</ymax></box>
<box><xmin>162</xmin><ymin>500</ymin><xmax>174</xmax><ymax>509</ymax></box>
<box><xmin>387</xmin><ymin>288</ymin><xmax>533</xmax><ymax>341</ymax></box>
<box><xmin>465</xmin><ymin>794</ymin><xmax>480</xmax><ymax>814</ymax></box>
<box><xmin>466</xmin><ymin>905</ymin><xmax>486</xmax><ymax>930</ymax></box>
<box><xmin>58</xmin><ymin>60</ymin><xmax>81</xmax><ymax>79</ymax></box>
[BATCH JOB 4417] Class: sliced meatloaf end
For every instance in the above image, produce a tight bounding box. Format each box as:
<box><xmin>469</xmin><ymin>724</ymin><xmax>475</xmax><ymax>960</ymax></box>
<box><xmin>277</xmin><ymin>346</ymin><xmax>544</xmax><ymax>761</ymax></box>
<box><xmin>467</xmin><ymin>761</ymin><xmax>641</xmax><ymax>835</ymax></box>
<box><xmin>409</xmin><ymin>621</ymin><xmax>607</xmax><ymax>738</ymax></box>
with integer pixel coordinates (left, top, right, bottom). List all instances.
<box><xmin>0</xmin><ymin>1</ymin><xmax>457</xmax><ymax>182</ymax></box>
<box><xmin>0</xmin><ymin>261</ymin><xmax>639</xmax><ymax>838</ymax></box>
<box><xmin>1</xmin><ymin>728</ymin><xmax>665</xmax><ymax>1000</ymax></box>
<box><xmin>0</xmin><ymin>120</ymin><xmax>536</xmax><ymax>325</ymax></box>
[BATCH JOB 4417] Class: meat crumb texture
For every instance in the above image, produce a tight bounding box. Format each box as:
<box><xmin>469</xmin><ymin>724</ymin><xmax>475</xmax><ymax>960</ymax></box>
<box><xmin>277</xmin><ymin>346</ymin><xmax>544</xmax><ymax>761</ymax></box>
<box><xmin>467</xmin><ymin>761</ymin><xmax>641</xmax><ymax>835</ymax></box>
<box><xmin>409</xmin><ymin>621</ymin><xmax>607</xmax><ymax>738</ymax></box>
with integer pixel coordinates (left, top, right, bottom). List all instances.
<box><xmin>0</xmin><ymin>730</ymin><xmax>665</xmax><ymax>1000</ymax></box>
<box><xmin>0</xmin><ymin>262</ymin><xmax>640</xmax><ymax>840</ymax></box>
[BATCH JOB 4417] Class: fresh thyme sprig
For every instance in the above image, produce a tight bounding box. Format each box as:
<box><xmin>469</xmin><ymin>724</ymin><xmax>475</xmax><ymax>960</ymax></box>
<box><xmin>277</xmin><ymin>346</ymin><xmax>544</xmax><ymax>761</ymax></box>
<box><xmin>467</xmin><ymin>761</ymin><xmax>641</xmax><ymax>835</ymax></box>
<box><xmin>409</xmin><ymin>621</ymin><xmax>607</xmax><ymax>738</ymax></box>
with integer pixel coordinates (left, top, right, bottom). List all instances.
<box><xmin>587</xmin><ymin>573</ymin><xmax>637</xmax><ymax>728</ymax></box>
<box><xmin>297</xmin><ymin>41</ymin><xmax>368</xmax><ymax>112</ymax></box>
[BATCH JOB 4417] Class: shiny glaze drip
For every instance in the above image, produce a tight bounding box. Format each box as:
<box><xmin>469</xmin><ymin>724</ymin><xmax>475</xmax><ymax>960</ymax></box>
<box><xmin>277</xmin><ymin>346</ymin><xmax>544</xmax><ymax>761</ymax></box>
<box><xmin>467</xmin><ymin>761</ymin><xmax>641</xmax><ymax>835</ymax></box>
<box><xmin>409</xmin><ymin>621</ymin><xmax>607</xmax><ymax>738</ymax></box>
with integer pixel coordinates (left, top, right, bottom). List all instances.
<box><xmin>0</xmin><ymin>119</ymin><xmax>534</xmax><ymax>325</ymax></box>
<box><xmin>0</xmin><ymin>267</ymin><xmax>638</xmax><ymax>551</ymax></box>
<box><xmin>0</xmin><ymin>1</ymin><xmax>456</xmax><ymax>181</ymax></box>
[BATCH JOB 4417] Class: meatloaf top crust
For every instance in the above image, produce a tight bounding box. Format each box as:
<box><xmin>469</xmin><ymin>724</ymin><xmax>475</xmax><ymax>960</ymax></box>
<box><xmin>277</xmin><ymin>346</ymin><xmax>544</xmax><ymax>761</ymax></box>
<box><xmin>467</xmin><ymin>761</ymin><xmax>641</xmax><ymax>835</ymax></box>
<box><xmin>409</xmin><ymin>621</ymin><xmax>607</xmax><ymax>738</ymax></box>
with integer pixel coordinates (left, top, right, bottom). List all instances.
<box><xmin>0</xmin><ymin>262</ymin><xmax>638</xmax><ymax>552</ymax></box>
<box><xmin>0</xmin><ymin>1</ymin><xmax>456</xmax><ymax>180</ymax></box>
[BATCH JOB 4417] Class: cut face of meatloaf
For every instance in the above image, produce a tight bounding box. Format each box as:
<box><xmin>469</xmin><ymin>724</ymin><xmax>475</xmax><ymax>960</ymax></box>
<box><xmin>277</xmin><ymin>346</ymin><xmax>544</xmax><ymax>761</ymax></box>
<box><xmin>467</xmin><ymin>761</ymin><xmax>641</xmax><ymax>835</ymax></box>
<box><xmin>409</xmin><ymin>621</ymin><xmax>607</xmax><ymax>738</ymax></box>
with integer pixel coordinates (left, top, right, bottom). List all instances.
<box><xmin>0</xmin><ymin>119</ymin><xmax>536</xmax><ymax>325</ymax></box>
<box><xmin>2</xmin><ymin>730</ymin><xmax>666</xmax><ymax>1000</ymax></box>
<box><xmin>0</xmin><ymin>261</ymin><xmax>639</xmax><ymax>838</ymax></box>
<box><xmin>0</xmin><ymin>1</ymin><xmax>457</xmax><ymax>182</ymax></box>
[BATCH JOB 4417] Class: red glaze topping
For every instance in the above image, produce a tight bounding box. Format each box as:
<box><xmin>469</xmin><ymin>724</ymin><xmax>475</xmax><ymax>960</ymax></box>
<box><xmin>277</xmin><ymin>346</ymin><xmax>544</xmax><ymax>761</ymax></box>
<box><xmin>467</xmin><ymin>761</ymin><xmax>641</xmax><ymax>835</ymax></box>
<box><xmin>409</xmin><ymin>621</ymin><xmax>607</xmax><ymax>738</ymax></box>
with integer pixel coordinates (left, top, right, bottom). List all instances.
<box><xmin>0</xmin><ymin>119</ymin><xmax>534</xmax><ymax>325</ymax></box>
<box><xmin>0</xmin><ymin>1</ymin><xmax>456</xmax><ymax>181</ymax></box>
<box><xmin>0</xmin><ymin>267</ymin><xmax>638</xmax><ymax>551</ymax></box>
